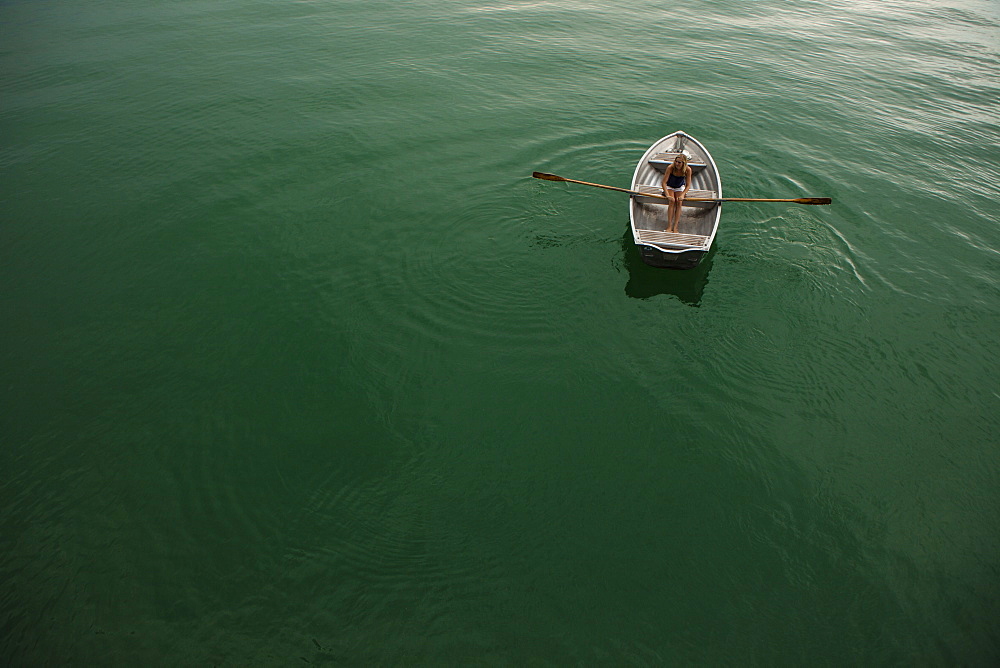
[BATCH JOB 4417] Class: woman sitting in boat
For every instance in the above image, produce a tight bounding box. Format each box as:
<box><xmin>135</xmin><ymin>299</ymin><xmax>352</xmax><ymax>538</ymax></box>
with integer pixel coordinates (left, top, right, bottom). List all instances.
<box><xmin>661</xmin><ymin>154</ymin><xmax>692</xmax><ymax>233</ymax></box>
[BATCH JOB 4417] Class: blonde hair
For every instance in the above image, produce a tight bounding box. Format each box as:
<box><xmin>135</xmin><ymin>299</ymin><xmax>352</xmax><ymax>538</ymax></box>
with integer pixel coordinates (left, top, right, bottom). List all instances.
<box><xmin>671</xmin><ymin>154</ymin><xmax>688</xmax><ymax>174</ymax></box>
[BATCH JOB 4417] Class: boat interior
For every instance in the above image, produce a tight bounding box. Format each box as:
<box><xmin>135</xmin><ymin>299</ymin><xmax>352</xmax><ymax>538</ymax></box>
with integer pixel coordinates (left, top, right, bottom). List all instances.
<box><xmin>631</xmin><ymin>138</ymin><xmax>721</xmax><ymax>246</ymax></box>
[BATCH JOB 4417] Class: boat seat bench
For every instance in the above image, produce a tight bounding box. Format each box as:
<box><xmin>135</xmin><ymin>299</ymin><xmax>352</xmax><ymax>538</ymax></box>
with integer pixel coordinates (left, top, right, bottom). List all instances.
<box><xmin>633</xmin><ymin>185</ymin><xmax>717</xmax><ymax>200</ymax></box>
<box><xmin>635</xmin><ymin>229</ymin><xmax>711</xmax><ymax>250</ymax></box>
<box><xmin>649</xmin><ymin>153</ymin><xmax>708</xmax><ymax>172</ymax></box>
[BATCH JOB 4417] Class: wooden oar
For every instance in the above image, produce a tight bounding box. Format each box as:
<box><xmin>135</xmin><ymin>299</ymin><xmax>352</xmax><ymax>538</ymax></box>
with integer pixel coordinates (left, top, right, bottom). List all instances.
<box><xmin>532</xmin><ymin>172</ymin><xmax>831</xmax><ymax>205</ymax></box>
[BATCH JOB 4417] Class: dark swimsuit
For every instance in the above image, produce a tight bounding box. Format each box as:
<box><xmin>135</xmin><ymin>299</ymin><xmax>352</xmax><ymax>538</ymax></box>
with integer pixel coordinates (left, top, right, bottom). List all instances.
<box><xmin>665</xmin><ymin>170</ymin><xmax>686</xmax><ymax>189</ymax></box>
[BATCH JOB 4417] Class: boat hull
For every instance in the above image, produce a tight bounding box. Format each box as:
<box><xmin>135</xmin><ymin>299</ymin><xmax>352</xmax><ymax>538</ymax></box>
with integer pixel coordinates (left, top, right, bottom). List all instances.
<box><xmin>637</xmin><ymin>244</ymin><xmax>706</xmax><ymax>269</ymax></box>
<box><xmin>629</xmin><ymin>131</ymin><xmax>722</xmax><ymax>269</ymax></box>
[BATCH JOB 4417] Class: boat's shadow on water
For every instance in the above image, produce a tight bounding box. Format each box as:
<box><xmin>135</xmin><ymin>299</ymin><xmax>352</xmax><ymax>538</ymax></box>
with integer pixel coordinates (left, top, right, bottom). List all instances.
<box><xmin>619</xmin><ymin>228</ymin><xmax>714</xmax><ymax>306</ymax></box>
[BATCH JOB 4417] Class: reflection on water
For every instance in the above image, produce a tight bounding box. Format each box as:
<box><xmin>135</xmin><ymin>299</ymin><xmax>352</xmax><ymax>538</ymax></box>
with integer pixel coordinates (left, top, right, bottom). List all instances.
<box><xmin>619</xmin><ymin>228</ymin><xmax>715</xmax><ymax>305</ymax></box>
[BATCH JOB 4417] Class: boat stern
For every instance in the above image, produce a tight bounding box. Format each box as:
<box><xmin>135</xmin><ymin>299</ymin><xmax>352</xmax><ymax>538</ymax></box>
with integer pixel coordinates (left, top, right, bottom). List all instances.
<box><xmin>638</xmin><ymin>244</ymin><xmax>707</xmax><ymax>269</ymax></box>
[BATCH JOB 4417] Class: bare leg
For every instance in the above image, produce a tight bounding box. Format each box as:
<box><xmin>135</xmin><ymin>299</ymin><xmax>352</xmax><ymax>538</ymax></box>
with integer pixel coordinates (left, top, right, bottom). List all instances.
<box><xmin>667</xmin><ymin>191</ymin><xmax>681</xmax><ymax>232</ymax></box>
<box><xmin>667</xmin><ymin>196</ymin><xmax>675</xmax><ymax>233</ymax></box>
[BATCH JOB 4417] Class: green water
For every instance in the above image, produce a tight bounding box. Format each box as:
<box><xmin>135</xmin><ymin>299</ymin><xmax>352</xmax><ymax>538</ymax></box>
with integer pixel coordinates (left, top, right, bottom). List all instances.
<box><xmin>3</xmin><ymin>0</ymin><xmax>999</xmax><ymax>664</ymax></box>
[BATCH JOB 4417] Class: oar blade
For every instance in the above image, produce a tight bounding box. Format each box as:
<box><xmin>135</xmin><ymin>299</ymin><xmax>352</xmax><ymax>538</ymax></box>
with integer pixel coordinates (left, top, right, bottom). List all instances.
<box><xmin>795</xmin><ymin>197</ymin><xmax>833</xmax><ymax>205</ymax></box>
<box><xmin>532</xmin><ymin>172</ymin><xmax>566</xmax><ymax>182</ymax></box>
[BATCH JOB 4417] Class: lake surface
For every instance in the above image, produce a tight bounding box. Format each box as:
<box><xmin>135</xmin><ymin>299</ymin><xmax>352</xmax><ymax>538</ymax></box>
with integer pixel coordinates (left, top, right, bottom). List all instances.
<box><xmin>2</xmin><ymin>0</ymin><xmax>998</xmax><ymax>664</ymax></box>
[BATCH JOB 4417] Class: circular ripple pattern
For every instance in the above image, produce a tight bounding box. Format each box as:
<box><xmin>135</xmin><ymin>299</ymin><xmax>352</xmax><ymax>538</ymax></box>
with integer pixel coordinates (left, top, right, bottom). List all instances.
<box><xmin>3</xmin><ymin>0</ymin><xmax>999</xmax><ymax>665</ymax></box>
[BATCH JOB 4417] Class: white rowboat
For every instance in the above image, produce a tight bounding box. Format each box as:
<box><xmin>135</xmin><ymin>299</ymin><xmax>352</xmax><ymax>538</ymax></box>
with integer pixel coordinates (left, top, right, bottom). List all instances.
<box><xmin>629</xmin><ymin>131</ymin><xmax>721</xmax><ymax>269</ymax></box>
